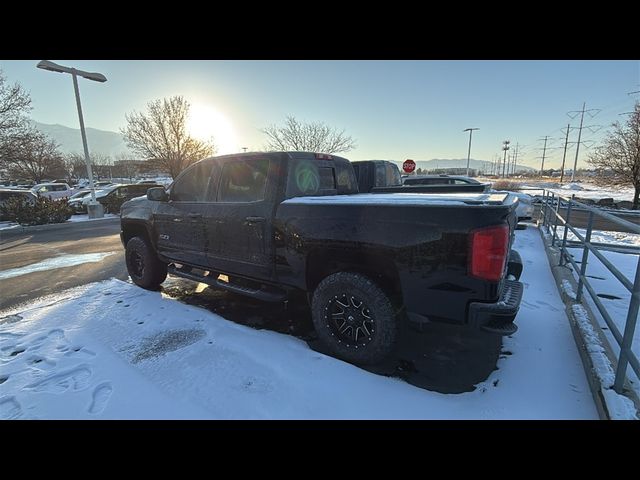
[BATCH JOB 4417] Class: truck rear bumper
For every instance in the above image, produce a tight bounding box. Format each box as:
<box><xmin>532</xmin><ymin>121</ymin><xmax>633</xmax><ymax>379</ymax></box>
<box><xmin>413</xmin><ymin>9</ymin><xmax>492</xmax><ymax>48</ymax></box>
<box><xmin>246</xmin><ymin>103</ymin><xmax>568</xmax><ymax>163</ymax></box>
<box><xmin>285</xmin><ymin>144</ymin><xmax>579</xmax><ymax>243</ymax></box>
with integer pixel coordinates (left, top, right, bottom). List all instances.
<box><xmin>468</xmin><ymin>279</ymin><xmax>523</xmax><ymax>335</ymax></box>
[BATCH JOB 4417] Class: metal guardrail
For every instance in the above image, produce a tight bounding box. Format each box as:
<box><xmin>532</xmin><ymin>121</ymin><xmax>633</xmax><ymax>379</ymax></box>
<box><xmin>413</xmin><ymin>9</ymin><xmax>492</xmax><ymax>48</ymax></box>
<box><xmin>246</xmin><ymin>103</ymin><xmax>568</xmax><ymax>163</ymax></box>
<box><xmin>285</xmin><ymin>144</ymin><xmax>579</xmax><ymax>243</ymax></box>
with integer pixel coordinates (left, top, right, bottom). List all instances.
<box><xmin>540</xmin><ymin>190</ymin><xmax>640</xmax><ymax>394</ymax></box>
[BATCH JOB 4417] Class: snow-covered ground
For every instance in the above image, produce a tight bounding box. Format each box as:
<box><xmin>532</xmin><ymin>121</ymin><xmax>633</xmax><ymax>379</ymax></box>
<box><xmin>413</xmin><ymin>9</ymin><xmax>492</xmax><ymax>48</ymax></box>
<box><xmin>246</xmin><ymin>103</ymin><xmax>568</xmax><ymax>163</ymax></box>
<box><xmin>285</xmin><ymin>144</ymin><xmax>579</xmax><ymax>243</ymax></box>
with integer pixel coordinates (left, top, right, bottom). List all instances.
<box><xmin>0</xmin><ymin>214</ymin><xmax>118</xmax><ymax>231</ymax></box>
<box><xmin>566</xmin><ymin>246</ymin><xmax>640</xmax><ymax>399</ymax></box>
<box><xmin>0</xmin><ymin>227</ymin><xmax>597</xmax><ymax>419</ymax></box>
<box><xmin>522</xmin><ymin>181</ymin><xmax>635</xmax><ymax>203</ymax></box>
<box><xmin>553</xmin><ymin>226</ymin><xmax>640</xmax><ymax>248</ymax></box>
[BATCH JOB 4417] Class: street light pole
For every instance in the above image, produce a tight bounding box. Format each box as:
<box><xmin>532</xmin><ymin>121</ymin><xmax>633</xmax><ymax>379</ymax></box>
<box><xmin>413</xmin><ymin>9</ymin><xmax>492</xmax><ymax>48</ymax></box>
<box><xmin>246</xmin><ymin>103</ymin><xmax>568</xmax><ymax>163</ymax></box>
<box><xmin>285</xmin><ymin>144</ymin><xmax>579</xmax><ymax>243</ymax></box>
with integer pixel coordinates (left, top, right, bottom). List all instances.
<box><xmin>36</xmin><ymin>60</ymin><xmax>107</xmax><ymax>218</ymax></box>
<box><xmin>71</xmin><ymin>70</ymin><xmax>98</xmax><ymax>205</ymax></box>
<box><xmin>463</xmin><ymin>128</ymin><xmax>479</xmax><ymax>177</ymax></box>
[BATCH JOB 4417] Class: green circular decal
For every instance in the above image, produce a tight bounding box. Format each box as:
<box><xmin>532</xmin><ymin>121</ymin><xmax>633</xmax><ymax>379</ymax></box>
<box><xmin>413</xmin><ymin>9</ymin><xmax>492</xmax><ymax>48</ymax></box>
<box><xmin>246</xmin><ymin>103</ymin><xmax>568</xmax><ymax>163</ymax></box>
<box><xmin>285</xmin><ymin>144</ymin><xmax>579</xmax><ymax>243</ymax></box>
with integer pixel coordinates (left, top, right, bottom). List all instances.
<box><xmin>295</xmin><ymin>163</ymin><xmax>320</xmax><ymax>194</ymax></box>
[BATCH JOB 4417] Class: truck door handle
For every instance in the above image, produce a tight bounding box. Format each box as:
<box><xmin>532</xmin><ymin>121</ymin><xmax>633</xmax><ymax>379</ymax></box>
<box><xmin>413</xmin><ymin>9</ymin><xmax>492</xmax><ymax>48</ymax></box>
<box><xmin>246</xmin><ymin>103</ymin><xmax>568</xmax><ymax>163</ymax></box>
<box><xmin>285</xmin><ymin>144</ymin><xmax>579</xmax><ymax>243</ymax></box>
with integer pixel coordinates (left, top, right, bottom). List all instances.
<box><xmin>245</xmin><ymin>216</ymin><xmax>265</xmax><ymax>225</ymax></box>
<box><xmin>188</xmin><ymin>213</ymin><xmax>202</xmax><ymax>219</ymax></box>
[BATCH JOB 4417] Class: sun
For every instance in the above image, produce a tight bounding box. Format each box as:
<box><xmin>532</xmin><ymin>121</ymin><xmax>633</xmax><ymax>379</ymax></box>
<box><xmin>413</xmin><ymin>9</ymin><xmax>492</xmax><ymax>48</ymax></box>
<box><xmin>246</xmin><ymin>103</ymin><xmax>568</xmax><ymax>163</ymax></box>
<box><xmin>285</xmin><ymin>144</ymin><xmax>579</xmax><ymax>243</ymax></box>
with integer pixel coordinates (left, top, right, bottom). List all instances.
<box><xmin>187</xmin><ymin>104</ymin><xmax>239</xmax><ymax>155</ymax></box>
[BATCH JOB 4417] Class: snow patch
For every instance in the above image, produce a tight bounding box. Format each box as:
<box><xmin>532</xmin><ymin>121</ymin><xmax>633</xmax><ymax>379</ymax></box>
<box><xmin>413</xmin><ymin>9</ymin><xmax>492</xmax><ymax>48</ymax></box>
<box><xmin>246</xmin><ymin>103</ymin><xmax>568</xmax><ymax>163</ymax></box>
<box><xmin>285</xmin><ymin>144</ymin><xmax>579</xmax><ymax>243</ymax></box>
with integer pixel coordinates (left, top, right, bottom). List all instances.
<box><xmin>283</xmin><ymin>193</ymin><xmax>471</xmax><ymax>206</ymax></box>
<box><xmin>562</xmin><ymin>280</ymin><xmax>576</xmax><ymax>300</ymax></box>
<box><xmin>571</xmin><ymin>304</ymin><xmax>615</xmax><ymax>388</ymax></box>
<box><xmin>561</xmin><ymin>183</ymin><xmax>584</xmax><ymax>191</ymax></box>
<box><xmin>0</xmin><ymin>252</ymin><xmax>117</xmax><ymax>280</ymax></box>
<box><xmin>67</xmin><ymin>214</ymin><xmax>119</xmax><ymax>223</ymax></box>
<box><xmin>601</xmin><ymin>389</ymin><xmax>639</xmax><ymax>420</ymax></box>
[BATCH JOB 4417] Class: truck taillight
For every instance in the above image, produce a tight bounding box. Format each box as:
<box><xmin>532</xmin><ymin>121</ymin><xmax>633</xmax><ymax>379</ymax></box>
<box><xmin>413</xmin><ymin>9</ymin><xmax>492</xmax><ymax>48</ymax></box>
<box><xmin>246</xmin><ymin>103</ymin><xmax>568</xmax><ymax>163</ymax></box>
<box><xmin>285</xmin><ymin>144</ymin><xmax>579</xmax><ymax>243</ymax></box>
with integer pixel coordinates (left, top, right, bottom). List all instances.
<box><xmin>469</xmin><ymin>224</ymin><xmax>509</xmax><ymax>282</ymax></box>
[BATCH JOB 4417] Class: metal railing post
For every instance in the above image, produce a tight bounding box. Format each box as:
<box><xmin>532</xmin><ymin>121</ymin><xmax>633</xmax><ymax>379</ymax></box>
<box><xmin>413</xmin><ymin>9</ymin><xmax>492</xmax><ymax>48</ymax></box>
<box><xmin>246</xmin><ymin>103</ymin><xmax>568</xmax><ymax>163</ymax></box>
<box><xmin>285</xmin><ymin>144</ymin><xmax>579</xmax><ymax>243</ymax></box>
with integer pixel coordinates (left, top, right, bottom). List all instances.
<box><xmin>546</xmin><ymin>191</ymin><xmax>553</xmax><ymax>231</ymax></box>
<box><xmin>576</xmin><ymin>210</ymin><xmax>594</xmax><ymax>302</ymax></box>
<box><xmin>541</xmin><ymin>190</ymin><xmax>548</xmax><ymax>228</ymax></box>
<box><xmin>559</xmin><ymin>195</ymin><xmax>574</xmax><ymax>266</ymax></box>
<box><xmin>613</xmin><ymin>254</ymin><xmax>640</xmax><ymax>393</ymax></box>
<box><xmin>537</xmin><ymin>189</ymin><xmax>545</xmax><ymax>225</ymax></box>
<box><xmin>552</xmin><ymin>192</ymin><xmax>561</xmax><ymax>247</ymax></box>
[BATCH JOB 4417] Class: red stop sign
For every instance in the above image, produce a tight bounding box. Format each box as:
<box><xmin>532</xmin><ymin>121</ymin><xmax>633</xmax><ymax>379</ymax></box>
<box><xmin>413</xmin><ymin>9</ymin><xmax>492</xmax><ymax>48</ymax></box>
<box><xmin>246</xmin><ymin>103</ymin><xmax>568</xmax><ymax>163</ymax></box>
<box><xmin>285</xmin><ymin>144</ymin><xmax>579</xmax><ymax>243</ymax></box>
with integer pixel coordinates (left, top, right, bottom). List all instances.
<box><xmin>403</xmin><ymin>159</ymin><xmax>416</xmax><ymax>173</ymax></box>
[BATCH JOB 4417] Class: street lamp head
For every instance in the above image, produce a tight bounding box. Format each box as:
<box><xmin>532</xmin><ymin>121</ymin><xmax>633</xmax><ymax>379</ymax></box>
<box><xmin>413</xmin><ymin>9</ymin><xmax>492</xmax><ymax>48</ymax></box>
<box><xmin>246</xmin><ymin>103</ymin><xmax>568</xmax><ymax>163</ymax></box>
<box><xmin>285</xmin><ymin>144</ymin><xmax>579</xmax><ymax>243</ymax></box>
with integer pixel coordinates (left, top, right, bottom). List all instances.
<box><xmin>36</xmin><ymin>60</ymin><xmax>107</xmax><ymax>83</ymax></box>
<box><xmin>37</xmin><ymin>60</ymin><xmax>68</xmax><ymax>74</ymax></box>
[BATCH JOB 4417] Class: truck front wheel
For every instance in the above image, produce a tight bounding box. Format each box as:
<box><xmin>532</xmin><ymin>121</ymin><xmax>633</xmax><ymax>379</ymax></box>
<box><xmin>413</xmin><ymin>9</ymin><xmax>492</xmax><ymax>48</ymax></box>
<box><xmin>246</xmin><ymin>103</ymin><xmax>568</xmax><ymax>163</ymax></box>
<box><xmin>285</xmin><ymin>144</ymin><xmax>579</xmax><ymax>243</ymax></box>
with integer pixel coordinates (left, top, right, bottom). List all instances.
<box><xmin>311</xmin><ymin>272</ymin><xmax>397</xmax><ymax>365</ymax></box>
<box><xmin>125</xmin><ymin>236</ymin><xmax>167</xmax><ymax>290</ymax></box>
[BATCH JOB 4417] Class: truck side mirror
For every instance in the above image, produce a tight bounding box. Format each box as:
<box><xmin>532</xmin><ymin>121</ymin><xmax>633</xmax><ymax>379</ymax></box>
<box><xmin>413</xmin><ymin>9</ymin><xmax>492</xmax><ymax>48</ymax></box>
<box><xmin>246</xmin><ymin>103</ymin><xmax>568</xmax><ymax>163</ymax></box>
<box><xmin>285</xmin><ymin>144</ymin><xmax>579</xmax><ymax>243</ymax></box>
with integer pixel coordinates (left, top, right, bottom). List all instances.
<box><xmin>147</xmin><ymin>187</ymin><xmax>168</xmax><ymax>202</ymax></box>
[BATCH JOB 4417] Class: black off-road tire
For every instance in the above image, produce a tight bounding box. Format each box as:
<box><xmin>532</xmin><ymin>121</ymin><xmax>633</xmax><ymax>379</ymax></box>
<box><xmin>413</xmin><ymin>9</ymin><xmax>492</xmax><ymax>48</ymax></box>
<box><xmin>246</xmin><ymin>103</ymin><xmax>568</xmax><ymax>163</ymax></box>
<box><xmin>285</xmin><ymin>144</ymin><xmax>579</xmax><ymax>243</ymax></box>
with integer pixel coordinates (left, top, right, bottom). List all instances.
<box><xmin>311</xmin><ymin>272</ymin><xmax>398</xmax><ymax>365</ymax></box>
<box><xmin>125</xmin><ymin>236</ymin><xmax>167</xmax><ymax>290</ymax></box>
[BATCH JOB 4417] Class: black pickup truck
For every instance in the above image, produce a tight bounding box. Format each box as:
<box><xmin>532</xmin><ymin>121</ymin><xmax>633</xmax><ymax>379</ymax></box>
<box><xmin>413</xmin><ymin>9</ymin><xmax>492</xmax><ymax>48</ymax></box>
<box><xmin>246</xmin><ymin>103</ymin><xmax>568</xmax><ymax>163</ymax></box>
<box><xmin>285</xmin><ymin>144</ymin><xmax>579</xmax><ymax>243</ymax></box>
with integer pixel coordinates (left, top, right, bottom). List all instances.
<box><xmin>352</xmin><ymin>160</ymin><xmax>489</xmax><ymax>194</ymax></box>
<box><xmin>120</xmin><ymin>152</ymin><xmax>523</xmax><ymax>365</ymax></box>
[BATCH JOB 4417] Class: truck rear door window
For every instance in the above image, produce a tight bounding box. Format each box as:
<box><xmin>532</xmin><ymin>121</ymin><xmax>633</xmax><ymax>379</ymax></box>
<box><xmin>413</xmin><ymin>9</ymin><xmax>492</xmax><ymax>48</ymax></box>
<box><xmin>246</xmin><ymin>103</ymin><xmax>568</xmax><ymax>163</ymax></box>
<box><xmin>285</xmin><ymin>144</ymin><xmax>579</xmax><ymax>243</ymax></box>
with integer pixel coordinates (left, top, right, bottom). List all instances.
<box><xmin>219</xmin><ymin>158</ymin><xmax>269</xmax><ymax>203</ymax></box>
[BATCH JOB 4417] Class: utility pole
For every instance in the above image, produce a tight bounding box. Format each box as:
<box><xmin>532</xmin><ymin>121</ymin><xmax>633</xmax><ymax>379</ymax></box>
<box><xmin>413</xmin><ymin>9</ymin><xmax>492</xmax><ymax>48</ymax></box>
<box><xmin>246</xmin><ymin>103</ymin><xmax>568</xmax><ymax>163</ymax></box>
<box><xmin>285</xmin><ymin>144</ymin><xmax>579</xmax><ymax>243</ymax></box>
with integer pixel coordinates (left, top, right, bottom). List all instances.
<box><xmin>559</xmin><ymin>124</ymin><xmax>571</xmax><ymax>183</ymax></box>
<box><xmin>570</xmin><ymin>102</ymin><xmax>586</xmax><ymax>182</ymax></box>
<box><xmin>509</xmin><ymin>143</ymin><xmax>519</xmax><ymax>176</ymax></box>
<box><xmin>501</xmin><ymin>140</ymin><xmax>510</xmax><ymax>178</ymax></box>
<box><xmin>567</xmin><ymin>102</ymin><xmax>601</xmax><ymax>182</ymax></box>
<box><xmin>538</xmin><ymin>136</ymin><xmax>549</xmax><ymax>176</ymax></box>
<box><xmin>463</xmin><ymin>127</ymin><xmax>479</xmax><ymax>177</ymax></box>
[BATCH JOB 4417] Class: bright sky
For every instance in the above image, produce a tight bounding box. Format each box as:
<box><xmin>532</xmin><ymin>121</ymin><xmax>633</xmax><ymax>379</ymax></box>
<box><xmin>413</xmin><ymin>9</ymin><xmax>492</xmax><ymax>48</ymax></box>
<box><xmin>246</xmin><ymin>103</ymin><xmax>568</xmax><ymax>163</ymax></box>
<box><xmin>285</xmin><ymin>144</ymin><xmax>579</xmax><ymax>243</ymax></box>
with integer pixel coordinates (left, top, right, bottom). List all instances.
<box><xmin>1</xmin><ymin>60</ymin><xmax>638</xmax><ymax>169</ymax></box>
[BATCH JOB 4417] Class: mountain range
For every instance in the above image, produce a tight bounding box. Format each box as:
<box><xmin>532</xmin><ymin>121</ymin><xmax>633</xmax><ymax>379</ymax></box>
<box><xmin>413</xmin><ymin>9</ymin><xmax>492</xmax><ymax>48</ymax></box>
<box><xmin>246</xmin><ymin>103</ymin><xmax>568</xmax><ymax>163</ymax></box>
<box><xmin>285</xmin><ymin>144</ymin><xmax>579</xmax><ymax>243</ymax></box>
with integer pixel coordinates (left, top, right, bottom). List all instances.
<box><xmin>32</xmin><ymin>121</ymin><xmax>131</xmax><ymax>158</ymax></box>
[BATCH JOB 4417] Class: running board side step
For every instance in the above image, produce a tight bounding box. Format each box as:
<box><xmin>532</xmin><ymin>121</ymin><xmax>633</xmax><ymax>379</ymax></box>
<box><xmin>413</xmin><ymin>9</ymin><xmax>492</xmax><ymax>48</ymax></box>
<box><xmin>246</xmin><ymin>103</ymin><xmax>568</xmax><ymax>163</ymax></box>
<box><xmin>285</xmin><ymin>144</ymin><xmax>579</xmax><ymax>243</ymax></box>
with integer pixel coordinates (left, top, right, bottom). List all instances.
<box><xmin>167</xmin><ymin>265</ymin><xmax>287</xmax><ymax>302</ymax></box>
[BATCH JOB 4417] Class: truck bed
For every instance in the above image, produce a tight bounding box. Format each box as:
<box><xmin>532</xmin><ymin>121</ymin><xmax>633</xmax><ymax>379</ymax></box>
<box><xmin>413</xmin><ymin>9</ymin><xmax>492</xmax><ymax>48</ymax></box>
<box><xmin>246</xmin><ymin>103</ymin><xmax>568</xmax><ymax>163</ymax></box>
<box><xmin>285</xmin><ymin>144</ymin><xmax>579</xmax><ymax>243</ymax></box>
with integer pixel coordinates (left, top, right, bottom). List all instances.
<box><xmin>282</xmin><ymin>192</ymin><xmax>514</xmax><ymax>206</ymax></box>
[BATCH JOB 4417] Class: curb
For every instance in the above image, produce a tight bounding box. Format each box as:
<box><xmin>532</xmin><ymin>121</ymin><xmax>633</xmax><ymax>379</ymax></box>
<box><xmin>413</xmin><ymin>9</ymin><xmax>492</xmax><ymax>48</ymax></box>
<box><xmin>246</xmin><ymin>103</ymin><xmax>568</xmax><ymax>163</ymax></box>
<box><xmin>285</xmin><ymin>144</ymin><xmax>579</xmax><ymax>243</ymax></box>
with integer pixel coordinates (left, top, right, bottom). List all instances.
<box><xmin>537</xmin><ymin>224</ymin><xmax>640</xmax><ymax>420</ymax></box>
<box><xmin>0</xmin><ymin>216</ymin><xmax>120</xmax><ymax>239</ymax></box>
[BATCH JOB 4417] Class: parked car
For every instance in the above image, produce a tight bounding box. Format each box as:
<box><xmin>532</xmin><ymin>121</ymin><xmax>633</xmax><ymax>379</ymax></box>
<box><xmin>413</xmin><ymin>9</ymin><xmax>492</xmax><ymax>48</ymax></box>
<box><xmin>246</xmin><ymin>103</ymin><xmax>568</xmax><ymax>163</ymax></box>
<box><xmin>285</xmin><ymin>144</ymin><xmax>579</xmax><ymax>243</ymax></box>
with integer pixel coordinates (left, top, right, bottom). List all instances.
<box><xmin>492</xmin><ymin>190</ymin><xmax>534</xmax><ymax>221</ymax></box>
<box><xmin>0</xmin><ymin>189</ymin><xmax>37</xmax><ymax>220</ymax></box>
<box><xmin>68</xmin><ymin>190</ymin><xmax>92</xmax><ymax>202</ymax></box>
<box><xmin>70</xmin><ymin>183</ymin><xmax>159</xmax><ymax>214</ymax></box>
<box><xmin>31</xmin><ymin>183</ymin><xmax>73</xmax><ymax>200</ymax></box>
<box><xmin>120</xmin><ymin>152</ymin><xmax>523</xmax><ymax>366</ymax></box>
<box><xmin>404</xmin><ymin>174</ymin><xmax>487</xmax><ymax>187</ymax></box>
<box><xmin>403</xmin><ymin>175</ymin><xmax>491</xmax><ymax>192</ymax></box>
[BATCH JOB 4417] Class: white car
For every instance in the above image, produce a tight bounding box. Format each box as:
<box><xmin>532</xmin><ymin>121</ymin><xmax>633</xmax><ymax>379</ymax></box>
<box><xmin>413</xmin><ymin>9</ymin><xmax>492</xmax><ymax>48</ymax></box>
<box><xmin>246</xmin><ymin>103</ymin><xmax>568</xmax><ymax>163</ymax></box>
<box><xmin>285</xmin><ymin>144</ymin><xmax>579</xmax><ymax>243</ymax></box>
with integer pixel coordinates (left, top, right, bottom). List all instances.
<box><xmin>31</xmin><ymin>183</ymin><xmax>73</xmax><ymax>200</ymax></box>
<box><xmin>491</xmin><ymin>190</ymin><xmax>534</xmax><ymax>221</ymax></box>
<box><xmin>511</xmin><ymin>192</ymin><xmax>534</xmax><ymax>221</ymax></box>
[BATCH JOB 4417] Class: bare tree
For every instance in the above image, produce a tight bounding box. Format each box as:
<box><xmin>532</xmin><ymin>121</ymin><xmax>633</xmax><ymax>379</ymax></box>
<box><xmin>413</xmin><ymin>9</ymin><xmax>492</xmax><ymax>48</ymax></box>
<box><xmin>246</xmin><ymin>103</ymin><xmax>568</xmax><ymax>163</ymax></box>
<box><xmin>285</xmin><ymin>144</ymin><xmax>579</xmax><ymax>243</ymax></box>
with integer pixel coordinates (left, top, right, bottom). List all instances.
<box><xmin>262</xmin><ymin>116</ymin><xmax>357</xmax><ymax>154</ymax></box>
<box><xmin>588</xmin><ymin>102</ymin><xmax>640</xmax><ymax>208</ymax></box>
<box><xmin>2</xmin><ymin>130</ymin><xmax>65</xmax><ymax>183</ymax></box>
<box><xmin>0</xmin><ymin>70</ymin><xmax>33</xmax><ymax>167</ymax></box>
<box><xmin>64</xmin><ymin>152</ymin><xmax>88</xmax><ymax>181</ymax></box>
<box><xmin>65</xmin><ymin>152</ymin><xmax>113</xmax><ymax>181</ymax></box>
<box><xmin>112</xmin><ymin>152</ymin><xmax>139</xmax><ymax>180</ymax></box>
<box><xmin>0</xmin><ymin>70</ymin><xmax>31</xmax><ymax>134</ymax></box>
<box><xmin>121</xmin><ymin>96</ymin><xmax>215</xmax><ymax>179</ymax></box>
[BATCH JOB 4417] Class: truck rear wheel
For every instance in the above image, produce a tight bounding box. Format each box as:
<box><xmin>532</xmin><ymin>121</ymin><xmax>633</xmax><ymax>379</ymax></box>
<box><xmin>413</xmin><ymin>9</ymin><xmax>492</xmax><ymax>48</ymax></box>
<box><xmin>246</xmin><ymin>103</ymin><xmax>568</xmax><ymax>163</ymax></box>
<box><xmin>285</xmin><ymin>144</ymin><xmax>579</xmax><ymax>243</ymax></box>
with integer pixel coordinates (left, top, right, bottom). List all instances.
<box><xmin>311</xmin><ymin>272</ymin><xmax>397</xmax><ymax>365</ymax></box>
<box><xmin>125</xmin><ymin>236</ymin><xmax>167</xmax><ymax>290</ymax></box>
